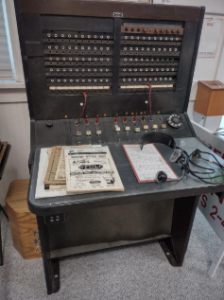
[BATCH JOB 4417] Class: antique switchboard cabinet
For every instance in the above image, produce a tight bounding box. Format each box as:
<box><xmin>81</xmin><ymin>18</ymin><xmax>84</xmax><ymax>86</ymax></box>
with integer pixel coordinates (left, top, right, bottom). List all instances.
<box><xmin>14</xmin><ymin>0</ymin><xmax>224</xmax><ymax>295</ymax></box>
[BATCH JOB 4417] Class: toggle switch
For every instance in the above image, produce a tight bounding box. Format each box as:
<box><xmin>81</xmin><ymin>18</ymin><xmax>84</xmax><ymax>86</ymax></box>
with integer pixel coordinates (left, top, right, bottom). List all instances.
<box><xmin>123</xmin><ymin>116</ymin><xmax>127</xmax><ymax>123</ymax></box>
<box><xmin>85</xmin><ymin>118</ymin><xmax>89</xmax><ymax>125</ymax></box>
<box><xmin>114</xmin><ymin>114</ymin><xmax>118</xmax><ymax>124</ymax></box>
<box><xmin>133</xmin><ymin>116</ymin><xmax>136</xmax><ymax>122</ymax></box>
<box><xmin>95</xmin><ymin>117</ymin><xmax>99</xmax><ymax>125</ymax></box>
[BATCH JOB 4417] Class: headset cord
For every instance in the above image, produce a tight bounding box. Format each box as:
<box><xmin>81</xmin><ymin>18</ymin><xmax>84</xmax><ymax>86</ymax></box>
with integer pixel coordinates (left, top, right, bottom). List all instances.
<box><xmin>176</xmin><ymin>147</ymin><xmax>224</xmax><ymax>184</ymax></box>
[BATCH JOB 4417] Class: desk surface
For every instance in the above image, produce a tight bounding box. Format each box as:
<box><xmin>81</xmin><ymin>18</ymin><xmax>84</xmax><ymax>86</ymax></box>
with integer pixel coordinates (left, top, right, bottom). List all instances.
<box><xmin>29</xmin><ymin>137</ymin><xmax>224</xmax><ymax>215</ymax></box>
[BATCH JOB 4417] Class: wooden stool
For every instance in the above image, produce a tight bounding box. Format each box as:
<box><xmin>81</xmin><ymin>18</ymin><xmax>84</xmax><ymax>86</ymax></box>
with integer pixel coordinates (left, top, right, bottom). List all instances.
<box><xmin>6</xmin><ymin>180</ymin><xmax>42</xmax><ymax>259</ymax></box>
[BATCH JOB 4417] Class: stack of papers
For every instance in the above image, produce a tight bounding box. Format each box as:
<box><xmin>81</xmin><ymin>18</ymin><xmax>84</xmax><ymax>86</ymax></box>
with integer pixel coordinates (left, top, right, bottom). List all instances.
<box><xmin>35</xmin><ymin>145</ymin><xmax>124</xmax><ymax>199</ymax></box>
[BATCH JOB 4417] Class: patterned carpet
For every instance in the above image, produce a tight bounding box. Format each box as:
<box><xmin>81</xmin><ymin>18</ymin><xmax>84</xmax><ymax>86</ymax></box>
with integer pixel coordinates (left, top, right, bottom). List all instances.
<box><xmin>0</xmin><ymin>208</ymin><xmax>224</xmax><ymax>300</ymax></box>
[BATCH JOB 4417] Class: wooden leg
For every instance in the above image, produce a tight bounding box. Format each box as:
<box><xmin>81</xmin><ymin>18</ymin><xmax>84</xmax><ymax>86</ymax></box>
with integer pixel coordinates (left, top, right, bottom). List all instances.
<box><xmin>208</xmin><ymin>240</ymin><xmax>224</xmax><ymax>278</ymax></box>
<box><xmin>160</xmin><ymin>196</ymin><xmax>199</xmax><ymax>266</ymax></box>
<box><xmin>37</xmin><ymin>216</ymin><xmax>60</xmax><ymax>294</ymax></box>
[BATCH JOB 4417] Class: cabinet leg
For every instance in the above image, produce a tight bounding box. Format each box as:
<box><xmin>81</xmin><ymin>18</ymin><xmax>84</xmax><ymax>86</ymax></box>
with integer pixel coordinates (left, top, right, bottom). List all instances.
<box><xmin>37</xmin><ymin>216</ymin><xmax>60</xmax><ymax>294</ymax></box>
<box><xmin>160</xmin><ymin>196</ymin><xmax>199</xmax><ymax>266</ymax></box>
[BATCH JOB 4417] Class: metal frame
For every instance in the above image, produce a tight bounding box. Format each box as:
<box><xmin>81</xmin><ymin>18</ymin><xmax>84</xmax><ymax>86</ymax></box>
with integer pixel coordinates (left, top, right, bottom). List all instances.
<box><xmin>37</xmin><ymin>216</ymin><xmax>60</xmax><ymax>294</ymax></box>
<box><xmin>36</xmin><ymin>195</ymin><xmax>198</xmax><ymax>294</ymax></box>
<box><xmin>160</xmin><ymin>196</ymin><xmax>199</xmax><ymax>266</ymax></box>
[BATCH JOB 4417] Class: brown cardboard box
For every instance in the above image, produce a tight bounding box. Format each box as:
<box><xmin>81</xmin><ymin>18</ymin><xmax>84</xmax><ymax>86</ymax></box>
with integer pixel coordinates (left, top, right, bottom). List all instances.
<box><xmin>194</xmin><ymin>81</ymin><xmax>224</xmax><ymax>116</ymax></box>
<box><xmin>6</xmin><ymin>180</ymin><xmax>42</xmax><ymax>259</ymax></box>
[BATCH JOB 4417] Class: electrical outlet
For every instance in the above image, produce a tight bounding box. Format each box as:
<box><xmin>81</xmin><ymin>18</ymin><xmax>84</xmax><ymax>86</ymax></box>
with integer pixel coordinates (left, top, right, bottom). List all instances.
<box><xmin>44</xmin><ymin>214</ymin><xmax>65</xmax><ymax>224</ymax></box>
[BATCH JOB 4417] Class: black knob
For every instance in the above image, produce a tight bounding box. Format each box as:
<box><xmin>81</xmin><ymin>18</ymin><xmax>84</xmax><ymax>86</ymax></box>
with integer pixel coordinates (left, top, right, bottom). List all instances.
<box><xmin>131</xmin><ymin>28</ymin><xmax>134</xmax><ymax>32</ymax></box>
<box><xmin>137</xmin><ymin>28</ymin><xmax>140</xmax><ymax>32</ymax></box>
<box><xmin>156</xmin><ymin>171</ymin><xmax>167</xmax><ymax>183</ymax></box>
<box><xmin>46</xmin><ymin>120</ymin><xmax>53</xmax><ymax>127</ymax></box>
<box><xmin>125</xmin><ymin>27</ymin><xmax>128</xmax><ymax>32</ymax></box>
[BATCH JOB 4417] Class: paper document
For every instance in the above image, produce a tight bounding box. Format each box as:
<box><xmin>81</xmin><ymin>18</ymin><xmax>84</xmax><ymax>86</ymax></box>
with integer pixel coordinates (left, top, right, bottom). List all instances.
<box><xmin>123</xmin><ymin>144</ymin><xmax>178</xmax><ymax>182</ymax></box>
<box><xmin>55</xmin><ymin>145</ymin><xmax>90</xmax><ymax>181</ymax></box>
<box><xmin>64</xmin><ymin>146</ymin><xmax>124</xmax><ymax>193</ymax></box>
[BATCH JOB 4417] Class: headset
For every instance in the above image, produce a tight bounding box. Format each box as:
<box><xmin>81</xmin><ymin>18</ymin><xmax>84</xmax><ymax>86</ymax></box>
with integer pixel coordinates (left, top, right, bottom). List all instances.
<box><xmin>141</xmin><ymin>132</ymin><xmax>224</xmax><ymax>184</ymax></box>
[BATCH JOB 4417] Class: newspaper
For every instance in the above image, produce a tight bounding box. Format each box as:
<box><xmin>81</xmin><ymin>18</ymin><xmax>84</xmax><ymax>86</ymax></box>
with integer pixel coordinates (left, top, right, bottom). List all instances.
<box><xmin>55</xmin><ymin>145</ymin><xmax>96</xmax><ymax>181</ymax></box>
<box><xmin>64</xmin><ymin>146</ymin><xmax>124</xmax><ymax>193</ymax></box>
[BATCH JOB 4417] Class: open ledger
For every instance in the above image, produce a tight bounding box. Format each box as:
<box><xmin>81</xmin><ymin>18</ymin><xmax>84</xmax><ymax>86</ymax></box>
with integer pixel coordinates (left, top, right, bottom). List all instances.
<box><xmin>64</xmin><ymin>146</ymin><xmax>124</xmax><ymax>193</ymax></box>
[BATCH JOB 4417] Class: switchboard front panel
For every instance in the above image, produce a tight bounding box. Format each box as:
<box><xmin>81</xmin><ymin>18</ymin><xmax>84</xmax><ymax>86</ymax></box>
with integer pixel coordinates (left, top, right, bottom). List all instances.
<box><xmin>15</xmin><ymin>1</ymin><xmax>203</xmax><ymax>120</ymax></box>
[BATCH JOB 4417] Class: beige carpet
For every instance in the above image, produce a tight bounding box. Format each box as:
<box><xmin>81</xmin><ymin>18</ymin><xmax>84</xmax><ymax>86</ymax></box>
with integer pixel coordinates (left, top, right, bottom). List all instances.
<box><xmin>0</xmin><ymin>208</ymin><xmax>224</xmax><ymax>300</ymax></box>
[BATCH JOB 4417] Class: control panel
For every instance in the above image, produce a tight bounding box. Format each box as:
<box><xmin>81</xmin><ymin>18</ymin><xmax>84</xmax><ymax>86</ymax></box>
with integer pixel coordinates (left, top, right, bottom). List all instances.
<box><xmin>119</xmin><ymin>25</ymin><xmax>183</xmax><ymax>93</ymax></box>
<box><xmin>44</xmin><ymin>30</ymin><xmax>113</xmax><ymax>96</ymax></box>
<box><xmin>43</xmin><ymin>22</ymin><xmax>183</xmax><ymax>96</ymax></box>
<box><xmin>16</xmin><ymin>0</ymin><xmax>203</xmax><ymax>138</ymax></box>
<box><xmin>35</xmin><ymin>113</ymin><xmax>193</xmax><ymax>148</ymax></box>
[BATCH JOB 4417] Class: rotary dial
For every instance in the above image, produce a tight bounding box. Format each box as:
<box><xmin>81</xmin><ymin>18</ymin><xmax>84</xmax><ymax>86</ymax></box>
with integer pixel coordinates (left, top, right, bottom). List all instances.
<box><xmin>167</xmin><ymin>114</ymin><xmax>183</xmax><ymax>129</ymax></box>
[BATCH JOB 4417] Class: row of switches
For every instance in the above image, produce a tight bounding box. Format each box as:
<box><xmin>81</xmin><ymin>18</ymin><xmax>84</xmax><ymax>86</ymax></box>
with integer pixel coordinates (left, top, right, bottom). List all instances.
<box><xmin>76</xmin><ymin>130</ymin><xmax>102</xmax><ymax>136</ymax></box>
<box><xmin>115</xmin><ymin>124</ymin><xmax>167</xmax><ymax>132</ymax></box>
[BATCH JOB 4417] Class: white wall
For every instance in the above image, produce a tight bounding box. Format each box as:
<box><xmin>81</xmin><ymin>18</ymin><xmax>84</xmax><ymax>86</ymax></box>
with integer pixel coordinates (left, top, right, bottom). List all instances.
<box><xmin>155</xmin><ymin>0</ymin><xmax>224</xmax><ymax>130</ymax></box>
<box><xmin>0</xmin><ymin>91</ymin><xmax>29</xmax><ymax>205</ymax></box>
<box><xmin>0</xmin><ymin>0</ymin><xmax>224</xmax><ymax>205</ymax></box>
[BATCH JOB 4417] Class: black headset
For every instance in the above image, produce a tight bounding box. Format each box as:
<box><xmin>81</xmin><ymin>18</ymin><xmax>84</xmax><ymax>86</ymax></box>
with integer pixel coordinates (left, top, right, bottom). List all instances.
<box><xmin>141</xmin><ymin>132</ymin><xmax>224</xmax><ymax>184</ymax></box>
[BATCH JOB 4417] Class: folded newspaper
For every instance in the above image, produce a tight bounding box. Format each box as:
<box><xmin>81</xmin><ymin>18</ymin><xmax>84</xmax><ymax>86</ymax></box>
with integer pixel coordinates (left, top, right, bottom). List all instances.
<box><xmin>64</xmin><ymin>146</ymin><xmax>124</xmax><ymax>193</ymax></box>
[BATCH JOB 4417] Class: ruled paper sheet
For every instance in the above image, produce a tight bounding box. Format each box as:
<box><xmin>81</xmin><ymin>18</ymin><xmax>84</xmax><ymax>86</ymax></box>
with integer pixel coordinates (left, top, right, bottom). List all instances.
<box><xmin>123</xmin><ymin>144</ymin><xmax>178</xmax><ymax>182</ymax></box>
